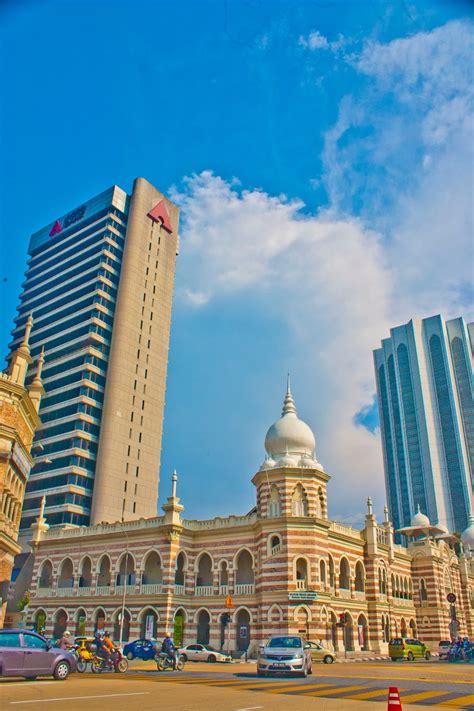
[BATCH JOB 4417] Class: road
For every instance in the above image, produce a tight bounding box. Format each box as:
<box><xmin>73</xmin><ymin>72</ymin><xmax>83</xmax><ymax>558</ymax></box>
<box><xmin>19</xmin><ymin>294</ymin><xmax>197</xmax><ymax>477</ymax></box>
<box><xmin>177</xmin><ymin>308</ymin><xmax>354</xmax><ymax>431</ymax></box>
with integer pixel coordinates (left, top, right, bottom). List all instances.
<box><xmin>1</xmin><ymin>659</ymin><xmax>473</xmax><ymax>710</ymax></box>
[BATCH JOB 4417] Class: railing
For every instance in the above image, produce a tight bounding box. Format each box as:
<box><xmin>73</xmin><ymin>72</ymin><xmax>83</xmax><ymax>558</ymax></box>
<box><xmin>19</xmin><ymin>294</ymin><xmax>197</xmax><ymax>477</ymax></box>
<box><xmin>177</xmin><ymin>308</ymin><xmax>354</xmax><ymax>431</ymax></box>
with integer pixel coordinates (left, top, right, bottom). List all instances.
<box><xmin>174</xmin><ymin>584</ymin><xmax>185</xmax><ymax>595</ymax></box>
<box><xmin>56</xmin><ymin>586</ymin><xmax>74</xmax><ymax>597</ymax></box>
<box><xmin>36</xmin><ymin>587</ymin><xmax>53</xmax><ymax>597</ymax></box>
<box><xmin>96</xmin><ymin>585</ymin><xmax>112</xmax><ymax>596</ymax></box>
<box><xmin>115</xmin><ymin>584</ymin><xmax>136</xmax><ymax>595</ymax></box>
<box><xmin>271</xmin><ymin>543</ymin><xmax>281</xmax><ymax>555</ymax></box>
<box><xmin>235</xmin><ymin>583</ymin><xmax>255</xmax><ymax>595</ymax></box>
<box><xmin>77</xmin><ymin>586</ymin><xmax>94</xmax><ymax>596</ymax></box>
<box><xmin>219</xmin><ymin>585</ymin><xmax>229</xmax><ymax>596</ymax></box>
<box><xmin>141</xmin><ymin>583</ymin><xmax>163</xmax><ymax>594</ymax></box>
<box><xmin>195</xmin><ymin>585</ymin><xmax>214</xmax><ymax>596</ymax></box>
<box><xmin>296</xmin><ymin>580</ymin><xmax>306</xmax><ymax>590</ymax></box>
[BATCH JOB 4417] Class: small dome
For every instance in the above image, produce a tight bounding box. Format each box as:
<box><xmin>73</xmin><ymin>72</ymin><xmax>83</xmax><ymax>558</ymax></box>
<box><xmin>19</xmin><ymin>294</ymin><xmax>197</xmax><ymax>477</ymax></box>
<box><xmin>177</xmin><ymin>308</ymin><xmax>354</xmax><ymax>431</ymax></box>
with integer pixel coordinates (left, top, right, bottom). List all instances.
<box><xmin>410</xmin><ymin>505</ymin><xmax>430</xmax><ymax>528</ymax></box>
<box><xmin>265</xmin><ymin>382</ymin><xmax>316</xmax><ymax>460</ymax></box>
<box><xmin>259</xmin><ymin>456</ymin><xmax>276</xmax><ymax>471</ymax></box>
<box><xmin>461</xmin><ymin>514</ymin><xmax>474</xmax><ymax>550</ymax></box>
<box><xmin>278</xmin><ymin>452</ymin><xmax>299</xmax><ymax>467</ymax></box>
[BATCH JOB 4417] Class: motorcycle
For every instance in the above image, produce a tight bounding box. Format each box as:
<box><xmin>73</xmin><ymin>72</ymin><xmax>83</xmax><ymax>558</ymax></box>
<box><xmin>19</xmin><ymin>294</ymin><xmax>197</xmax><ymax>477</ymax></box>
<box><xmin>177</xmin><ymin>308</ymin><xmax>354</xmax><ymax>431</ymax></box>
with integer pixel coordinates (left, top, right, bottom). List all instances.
<box><xmin>91</xmin><ymin>648</ymin><xmax>128</xmax><ymax>673</ymax></box>
<box><xmin>156</xmin><ymin>652</ymin><xmax>185</xmax><ymax>671</ymax></box>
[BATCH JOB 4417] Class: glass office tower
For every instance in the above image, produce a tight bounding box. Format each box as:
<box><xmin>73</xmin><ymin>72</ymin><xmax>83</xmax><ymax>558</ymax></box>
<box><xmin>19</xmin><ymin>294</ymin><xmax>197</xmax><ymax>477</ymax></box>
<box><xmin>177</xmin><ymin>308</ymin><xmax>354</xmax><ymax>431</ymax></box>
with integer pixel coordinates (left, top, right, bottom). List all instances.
<box><xmin>374</xmin><ymin>315</ymin><xmax>473</xmax><ymax>535</ymax></box>
<box><xmin>9</xmin><ymin>179</ymin><xmax>179</xmax><ymax>532</ymax></box>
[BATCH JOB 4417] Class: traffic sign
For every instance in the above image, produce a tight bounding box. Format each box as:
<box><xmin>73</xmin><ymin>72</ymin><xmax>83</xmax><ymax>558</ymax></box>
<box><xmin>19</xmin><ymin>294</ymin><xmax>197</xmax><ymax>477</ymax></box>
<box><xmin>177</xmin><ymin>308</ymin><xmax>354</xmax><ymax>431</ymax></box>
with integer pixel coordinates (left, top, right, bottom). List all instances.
<box><xmin>225</xmin><ymin>595</ymin><xmax>234</xmax><ymax>609</ymax></box>
<box><xmin>447</xmin><ymin>593</ymin><xmax>456</xmax><ymax>604</ymax></box>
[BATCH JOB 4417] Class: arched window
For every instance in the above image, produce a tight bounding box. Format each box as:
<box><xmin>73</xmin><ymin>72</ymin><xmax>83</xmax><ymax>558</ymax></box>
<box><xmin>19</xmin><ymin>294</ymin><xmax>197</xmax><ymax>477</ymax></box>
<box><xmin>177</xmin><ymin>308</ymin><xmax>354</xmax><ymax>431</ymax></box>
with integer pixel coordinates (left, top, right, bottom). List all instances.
<box><xmin>75</xmin><ymin>608</ymin><xmax>87</xmax><ymax>636</ymax></box>
<box><xmin>295</xmin><ymin>558</ymin><xmax>308</xmax><ymax>589</ymax></box>
<box><xmin>268</xmin><ymin>485</ymin><xmax>281</xmax><ymax>518</ymax></box>
<box><xmin>269</xmin><ymin>534</ymin><xmax>282</xmax><ymax>555</ymax></box>
<box><xmin>97</xmin><ymin>556</ymin><xmax>111</xmax><ymax>588</ymax></box>
<box><xmin>319</xmin><ymin>559</ymin><xmax>326</xmax><ymax>588</ymax></box>
<box><xmin>78</xmin><ymin>557</ymin><xmax>92</xmax><ymax>588</ymax></box>
<box><xmin>291</xmin><ymin>484</ymin><xmax>308</xmax><ymax>517</ymax></box>
<box><xmin>175</xmin><ymin>552</ymin><xmax>186</xmax><ymax>587</ymax></box>
<box><xmin>196</xmin><ymin>553</ymin><xmax>213</xmax><ymax>590</ymax></box>
<box><xmin>38</xmin><ymin>560</ymin><xmax>53</xmax><ymax>589</ymax></box>
<box><xmin>419</xmin><ymin>578</ymin><xmax>428</xmax><ymax>604</ymax></box>
<box><xmin>354</xmin><ymin>562</ymin><xmax>365</xmax><ymax>592</ymax></box>
<box><xmin>196</xmin><ymin>609</ymin><xmax>210</xmax><ymax>645</ymax></box>
<box><xmin>339</xmin><ymin>558</ymin><xmax>350</xmax><ymax>590</ymax></box>
<box><xmin>142</xmin><ymin>552</ymin><xmax>163</xmax><ymax>588</ymax></box>
<box><xmin>116</xmin><ymin>553</ymin><xmax>135</xmax><ymax>587</ymax></box>
<box><xmin>58</xmin><ymin>558</ymin><xmax>74</xmax><ymax>589</ymax></box>
<box><xmin>235</xmin><ymin>550</ymin><xmax>254</xmax><ymax>593</ymax></box>
<box><xmin>140</xmin><ymin>608</ymin><xmax>158</xmax><ymax>638</ymax></box>
<box><xmin>328</xmin><ymin>555</ymin><xmax>335</xmax><ymax>590</ymax></box>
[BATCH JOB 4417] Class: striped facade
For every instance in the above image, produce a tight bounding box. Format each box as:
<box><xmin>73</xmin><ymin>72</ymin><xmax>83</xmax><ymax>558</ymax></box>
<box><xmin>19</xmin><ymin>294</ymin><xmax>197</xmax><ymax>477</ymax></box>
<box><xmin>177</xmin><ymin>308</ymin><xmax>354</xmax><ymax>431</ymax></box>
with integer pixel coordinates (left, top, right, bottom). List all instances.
<box><xmin>24</xmin><ymin>460</ymin><xmax>474</xmax><ymax>655</ymax></box>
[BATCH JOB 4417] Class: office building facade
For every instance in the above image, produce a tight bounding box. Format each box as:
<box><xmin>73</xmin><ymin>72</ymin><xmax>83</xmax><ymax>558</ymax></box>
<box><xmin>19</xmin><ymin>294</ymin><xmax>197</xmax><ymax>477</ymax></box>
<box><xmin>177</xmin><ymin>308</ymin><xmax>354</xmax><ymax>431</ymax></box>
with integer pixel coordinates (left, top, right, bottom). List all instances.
<box><xmin>374</xmin><ymin>315</ymin><xmax>473</xmax><ymax>534</ymax></box>
<box><xmin>9</xmin><ymin>178</ymin><xmax>179</xmax><ymax>532</ymax></box>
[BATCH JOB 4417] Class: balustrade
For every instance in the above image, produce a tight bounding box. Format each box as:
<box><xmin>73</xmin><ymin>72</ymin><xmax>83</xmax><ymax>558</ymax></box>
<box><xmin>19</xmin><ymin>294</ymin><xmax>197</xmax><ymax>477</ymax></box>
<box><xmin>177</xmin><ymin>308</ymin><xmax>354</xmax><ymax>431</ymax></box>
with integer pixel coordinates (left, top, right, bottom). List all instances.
<box><xmin>115</xmin><ymin>584</ymin><xmax>136</xmax><ymax>596</ymax></box>
<box><xmin>77</xmin><ymin>586</ymin><xmax>94</xmax><ymax>596</ymax></box>
<box><xmin>174</xmin><ymin>584</ymin><xmax>185</xmax><ymax>595</ymax></box>
<box><xmin>141</xmin><ymin>583</ymin><xmax>163</xmax><ymax>594</ymax></box>
<box><xmin>96</xmin><ymin>585</ymin><xmax>112</xmax><ymax>596</ymax></box>
<box><xmin>219</xmin><ymin>585</ymin><xmax>229</xmax><ymax>596</ymax></box>
<box><xmin>296</xmin><ymin>580</ymin><xmax>306</xmax><ymax>590</ymax></box>
<box><xmin>195</xmin><ymin>585</ymin><xmax>214</xmax><ymax>596</ymax></box>
<box><xmin>235</xmin><ymin>583</ymin><xmax>255</xmax><ymax>595</ymax></box>
<box><xmin>36</xmin><ymin>587</ymin><xmax>53</xmax><ymax>598</ymax></box>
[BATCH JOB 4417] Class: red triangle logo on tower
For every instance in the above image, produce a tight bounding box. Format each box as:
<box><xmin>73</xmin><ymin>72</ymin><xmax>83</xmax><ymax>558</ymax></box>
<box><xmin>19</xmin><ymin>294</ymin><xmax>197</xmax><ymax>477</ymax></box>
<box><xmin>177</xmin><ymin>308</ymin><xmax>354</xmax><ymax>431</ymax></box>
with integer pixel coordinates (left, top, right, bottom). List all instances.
<box><xmin>49</xmin><ymin>219</ymin><xmax>62</xmax><ymax>237</ymax></box>
<box><xmin>147</xmin><ymin>200</ymin><xmax>173</xmax><ymax>233</ymax></box>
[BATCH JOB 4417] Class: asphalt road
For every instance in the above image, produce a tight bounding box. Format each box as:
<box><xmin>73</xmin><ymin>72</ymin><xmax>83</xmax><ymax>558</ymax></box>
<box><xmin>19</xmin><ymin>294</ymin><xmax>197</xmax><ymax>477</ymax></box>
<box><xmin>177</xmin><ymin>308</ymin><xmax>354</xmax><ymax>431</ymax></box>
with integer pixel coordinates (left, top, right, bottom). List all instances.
<box><xmin>1</xmin><ymin>659</ymin><xmax>473</xmax><ymax>710</ymax></box>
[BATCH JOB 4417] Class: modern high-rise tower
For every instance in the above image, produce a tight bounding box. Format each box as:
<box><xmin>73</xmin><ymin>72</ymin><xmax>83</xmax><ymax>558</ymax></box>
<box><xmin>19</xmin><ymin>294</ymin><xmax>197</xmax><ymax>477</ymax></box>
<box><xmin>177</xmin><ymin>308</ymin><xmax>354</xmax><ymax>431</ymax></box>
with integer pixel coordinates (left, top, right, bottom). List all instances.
<box><xmin>374</xmin><ymin>315</ymin><xmax>473</xmax><ymax>535</ymax></box>
<box><xmin>9</xmin><ymin>178</ymin><xmax>179</xmax><ymax>532</ymax></box>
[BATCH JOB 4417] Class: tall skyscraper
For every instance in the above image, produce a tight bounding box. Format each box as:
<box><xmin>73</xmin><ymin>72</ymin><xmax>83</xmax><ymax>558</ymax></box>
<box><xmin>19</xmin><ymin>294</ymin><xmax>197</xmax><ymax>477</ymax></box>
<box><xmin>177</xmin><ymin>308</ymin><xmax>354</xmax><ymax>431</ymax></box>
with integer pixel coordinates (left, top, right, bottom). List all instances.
<box><xmin>374</xmin><ymin>315</ymin><xmax>473</xmax><ymax>534</ymax></box>
<box><xmin>9</xmin><ymin>178</ymin><xmax>179</xmax><ymax>532</ymax></box>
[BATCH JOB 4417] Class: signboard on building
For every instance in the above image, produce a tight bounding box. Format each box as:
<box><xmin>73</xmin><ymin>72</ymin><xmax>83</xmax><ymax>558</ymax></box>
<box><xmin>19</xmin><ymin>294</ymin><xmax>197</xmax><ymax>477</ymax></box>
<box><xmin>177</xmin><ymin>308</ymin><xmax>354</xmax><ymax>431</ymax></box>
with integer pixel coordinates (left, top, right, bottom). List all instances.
<box><xmin>145</xmin><ymin>614</ymin><xmax>155</xmax><ymax>639</ymax></box>
<box><xmin>12</xmin><ymin>443</ymin><xmax>31</xmax><ymax>479</ymax></box>
<box><xmin>288</xmin><ymin>591</ymin><xmax>318</xmax><ymax>602</ymax></box>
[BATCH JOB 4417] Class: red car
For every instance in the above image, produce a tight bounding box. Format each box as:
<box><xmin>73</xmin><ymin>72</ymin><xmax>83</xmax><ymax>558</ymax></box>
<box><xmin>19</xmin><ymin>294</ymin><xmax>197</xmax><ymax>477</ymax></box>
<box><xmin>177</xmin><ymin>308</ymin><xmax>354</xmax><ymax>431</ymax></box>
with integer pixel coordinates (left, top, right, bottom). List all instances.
<box><xmin>0</xmin><ymin>629</ymin><xmax>77</xmax><ymax>680</ymax></box>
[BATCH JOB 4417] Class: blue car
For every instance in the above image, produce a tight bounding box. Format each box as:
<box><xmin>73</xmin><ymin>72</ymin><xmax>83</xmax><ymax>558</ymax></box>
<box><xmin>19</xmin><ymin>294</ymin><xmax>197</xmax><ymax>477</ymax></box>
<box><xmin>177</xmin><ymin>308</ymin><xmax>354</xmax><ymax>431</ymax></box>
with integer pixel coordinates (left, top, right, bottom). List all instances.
<box><xmin>123</xmin><ymin>638</ymin><xmax>158</xmax><ymax>661</ymax></box>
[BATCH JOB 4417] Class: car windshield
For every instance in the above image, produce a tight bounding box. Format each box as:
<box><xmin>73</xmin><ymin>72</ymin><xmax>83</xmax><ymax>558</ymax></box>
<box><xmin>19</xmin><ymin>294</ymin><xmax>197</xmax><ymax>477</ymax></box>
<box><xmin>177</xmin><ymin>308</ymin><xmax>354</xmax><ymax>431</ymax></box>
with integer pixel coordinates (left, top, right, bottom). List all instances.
<box><xmin>268</xmin><ymin>637</ymin><xmax>301</xmax><ymax>648</ymax></box>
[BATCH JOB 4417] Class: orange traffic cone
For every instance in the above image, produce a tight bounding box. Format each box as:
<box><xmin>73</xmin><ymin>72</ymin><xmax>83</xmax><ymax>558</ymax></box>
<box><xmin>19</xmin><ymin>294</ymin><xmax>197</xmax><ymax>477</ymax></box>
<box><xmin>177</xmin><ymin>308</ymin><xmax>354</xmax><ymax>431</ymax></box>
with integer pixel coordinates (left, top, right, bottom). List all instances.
<box><xmin>388</xmin><ymin>687</ymin><xmax>402</xmax><ymax>709</ymax></box>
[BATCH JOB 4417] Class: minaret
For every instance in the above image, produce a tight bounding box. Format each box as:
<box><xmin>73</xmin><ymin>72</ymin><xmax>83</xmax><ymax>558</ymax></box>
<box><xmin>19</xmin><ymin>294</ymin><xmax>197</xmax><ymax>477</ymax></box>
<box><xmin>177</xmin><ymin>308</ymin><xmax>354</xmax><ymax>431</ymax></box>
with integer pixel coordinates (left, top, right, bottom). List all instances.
<box><xmin>28</xmin><ymin>347</ymin><xmax>45</xmax><ymax>413</ymax></box>
<box><xmin>162</xmin><ymin>469</ymin><xmax>184</xmax><ymax>527</ymax></box>
<box><xmin>364</xmin><ymin>496</ymin><xmax>378</xmax><ymax>555</ymax></box>
<box><xmin>29</xmin><ymin>496</ymin><xmax>49</xmax><ymax>549</ymax></box>
<box><xmin>282</xmin><ymin>374</ymin><xmax>297</xmax><ymax>416</ymax></box>
<box><xmin>8</xmin><ymin>314</ymin><xmax>33</xmax><ymax>386</ymax></box>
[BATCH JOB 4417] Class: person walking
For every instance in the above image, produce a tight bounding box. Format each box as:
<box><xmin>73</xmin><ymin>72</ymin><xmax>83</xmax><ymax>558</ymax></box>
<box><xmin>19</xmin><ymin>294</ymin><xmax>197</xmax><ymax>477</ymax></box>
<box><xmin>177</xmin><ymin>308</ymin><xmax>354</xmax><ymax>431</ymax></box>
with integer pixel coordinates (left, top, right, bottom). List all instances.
<box><xmin>57</xmin><ymin>630</ymin><xmax>73</xmax><ymax>651</ymax></box>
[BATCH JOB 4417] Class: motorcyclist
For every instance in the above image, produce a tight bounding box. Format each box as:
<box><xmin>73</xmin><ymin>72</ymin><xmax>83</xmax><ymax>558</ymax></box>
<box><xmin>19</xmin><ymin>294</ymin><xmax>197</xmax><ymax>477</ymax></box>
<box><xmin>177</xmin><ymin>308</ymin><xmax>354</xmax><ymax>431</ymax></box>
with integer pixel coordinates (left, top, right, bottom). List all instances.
<box><xmin>102</xmin><ymin>631</ymin><xmax>115</xmax><ymax>663</ymax></box>
<box><xmin>161</xmin><ymin>632</ymin><xmax>177</xmax><ymax>670</ymax></box>
<box><xmin>57</xmin><ymin>630</ymin><xmax>74</xmax><ymax>651</ymax></box>
<box><xmin>461</xmin><ymin>637</ymin><xmax>471</xmax><ymax>661</ymax></box>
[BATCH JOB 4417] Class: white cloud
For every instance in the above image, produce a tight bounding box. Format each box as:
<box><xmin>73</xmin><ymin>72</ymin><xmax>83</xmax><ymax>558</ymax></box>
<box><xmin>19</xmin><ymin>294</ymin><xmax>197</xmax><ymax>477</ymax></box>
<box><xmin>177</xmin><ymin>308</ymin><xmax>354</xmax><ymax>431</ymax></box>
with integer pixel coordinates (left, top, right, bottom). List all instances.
<box><xmin>172</xmin><ymin>171</ymin><xmax>391</xmax><ymax>516</ymax></box>
<box><xmin>299</xmin><ymin>30</ymin><xmax>329</xmax><ymax>50</ymax></box>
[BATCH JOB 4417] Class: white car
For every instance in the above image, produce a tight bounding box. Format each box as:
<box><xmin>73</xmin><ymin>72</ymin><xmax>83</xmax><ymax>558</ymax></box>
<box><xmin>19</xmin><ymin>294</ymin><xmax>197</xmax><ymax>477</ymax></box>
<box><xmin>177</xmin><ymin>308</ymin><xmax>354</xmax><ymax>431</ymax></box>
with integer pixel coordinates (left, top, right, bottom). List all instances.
<box><xmin>178</xmin><ymin>644</ymin><xmax>231</xmax><ymax>663</ymax></box>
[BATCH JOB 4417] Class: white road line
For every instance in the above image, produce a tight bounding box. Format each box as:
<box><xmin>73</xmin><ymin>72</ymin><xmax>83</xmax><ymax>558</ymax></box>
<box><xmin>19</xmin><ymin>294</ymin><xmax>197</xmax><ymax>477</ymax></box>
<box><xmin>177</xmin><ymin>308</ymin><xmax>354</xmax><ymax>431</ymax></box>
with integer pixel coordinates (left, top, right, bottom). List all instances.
<box><xmin>10</xmin><ymin>692</ymin><xmax>150</xmax><ymax>705</ymax></box>
<box><xmin>234</xmin><ymin>707</ymin><xmax>264</xmax><ymax>711</ymax></box>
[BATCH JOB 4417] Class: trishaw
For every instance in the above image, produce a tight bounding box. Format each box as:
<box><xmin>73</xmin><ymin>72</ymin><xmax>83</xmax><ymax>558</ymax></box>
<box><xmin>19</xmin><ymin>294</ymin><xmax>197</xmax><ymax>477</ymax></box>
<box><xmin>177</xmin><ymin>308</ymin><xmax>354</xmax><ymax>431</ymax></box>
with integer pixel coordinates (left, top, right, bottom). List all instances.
<box><xmin>74</xmin><ymin>637</ymin><xmax>97</xmax><ymax>672</ymax></box>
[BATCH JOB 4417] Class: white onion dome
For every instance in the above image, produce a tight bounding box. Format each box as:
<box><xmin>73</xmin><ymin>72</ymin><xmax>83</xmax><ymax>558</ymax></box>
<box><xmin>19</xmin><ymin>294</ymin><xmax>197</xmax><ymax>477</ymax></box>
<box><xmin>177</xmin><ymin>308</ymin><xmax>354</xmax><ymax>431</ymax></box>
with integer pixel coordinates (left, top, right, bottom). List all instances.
<box><xmin>410</xmin><ymin>505</ymin><xmax>430</xmax><ymax>528</ymax></box>
<box><xmin>461</xmin><ymin>513</ymin><xmax>474</xmax><ymax>551</ymax></box>
<box><xmin>265</xmin><ymin>383</ymin><xmax>316</xmax><ymax>459</ymax></box>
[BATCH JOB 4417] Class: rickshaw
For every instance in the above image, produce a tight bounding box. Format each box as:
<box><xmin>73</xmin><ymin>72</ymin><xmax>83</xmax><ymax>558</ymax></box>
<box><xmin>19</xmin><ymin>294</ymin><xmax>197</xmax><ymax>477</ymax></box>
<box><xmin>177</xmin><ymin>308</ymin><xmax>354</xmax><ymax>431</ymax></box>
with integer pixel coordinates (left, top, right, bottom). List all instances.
<box><xmin>74</xmin><ymin>637</ymin><xmax>97</xmax><ymax>672</ymax></box>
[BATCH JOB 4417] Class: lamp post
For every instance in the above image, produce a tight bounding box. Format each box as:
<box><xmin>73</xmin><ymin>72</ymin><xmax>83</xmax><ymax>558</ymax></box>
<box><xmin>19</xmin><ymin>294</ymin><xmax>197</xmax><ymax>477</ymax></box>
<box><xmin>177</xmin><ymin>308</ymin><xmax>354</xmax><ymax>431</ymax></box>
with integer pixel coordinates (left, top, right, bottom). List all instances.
<box><xmin>119</xmin><ymin>547</ymin><xmax>130</xmax><ymax>648</ymax></box>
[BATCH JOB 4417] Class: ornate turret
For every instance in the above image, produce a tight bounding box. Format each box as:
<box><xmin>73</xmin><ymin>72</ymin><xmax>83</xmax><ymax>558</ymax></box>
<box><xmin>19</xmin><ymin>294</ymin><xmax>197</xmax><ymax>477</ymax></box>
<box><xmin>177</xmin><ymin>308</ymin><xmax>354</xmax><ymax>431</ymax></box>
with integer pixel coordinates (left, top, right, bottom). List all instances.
<box><xmin>162</xmin><ymin>470</ymin><xmax>184</xmax><ymax>529</ymax></box>
<box><xmin>28</xmin><ymin>348</ymin><xmax>45</xmax><ymax>413</ymax></box>
<box><xmin>8</xmin><ymin>314</ymin><xmax>33</xmax><ymax>386</ymax></box>
<box><xmin>29</xmin><ymin>496</ymin><xmax>49</xmax><ymax>549</ymax></box>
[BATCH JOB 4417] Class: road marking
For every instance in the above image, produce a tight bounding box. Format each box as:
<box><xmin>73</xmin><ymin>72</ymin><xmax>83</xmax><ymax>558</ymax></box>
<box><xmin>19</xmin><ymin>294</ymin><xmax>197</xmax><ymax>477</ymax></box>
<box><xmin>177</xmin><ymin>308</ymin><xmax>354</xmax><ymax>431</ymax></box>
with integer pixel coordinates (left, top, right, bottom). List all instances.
<box><xmin>10</xmin><ymin>692</ymin><xmax>150</xmax><ymax>705</ymax></box>
<box><xmin>346</xmin><ymin>687</ymin><xmax>407</xmax><ymax>700</ymax></box>
<box><xmin>437</xmin><ymin>695</ymin><xmax>474</xmax><ymax>707</ymax></box>
<box><xmin>234</xmin><ymin>707</ymin><xmax>264</xmax><ymax>710</ymax></box>
<box><xmin>266</xmin><ymin>682</ymin><xmax>340</xmax><ymax>694</ymax></box>
<box><xmin>302</xmin><ymin>684</ymin><xmax>368</xmax><ymax>697</ymax></box>
<box><xmin>399</xmin><ymin>690</ymin><xmax>452</xmax><ymax>703</ymax></box>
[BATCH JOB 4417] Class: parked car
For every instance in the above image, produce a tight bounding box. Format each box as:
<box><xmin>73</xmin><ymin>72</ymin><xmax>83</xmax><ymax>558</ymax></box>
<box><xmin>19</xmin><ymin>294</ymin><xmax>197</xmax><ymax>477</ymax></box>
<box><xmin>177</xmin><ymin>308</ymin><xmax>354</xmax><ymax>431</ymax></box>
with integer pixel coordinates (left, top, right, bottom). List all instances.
<box><xmin>123</xmin><ymin>638</ymin><xmax>158</xmax><ymax>661</ymax></box>
<box><xmin>438</xmin><ymin>640</ymin><xmax>452</xmax><ymax>659</ymax></box>
<box><xmin>258</xmin><ymin>635</ymin><xmax>312</xmax><ymax>677</ymax></box>
<box><xmin>388</xmin><ymin>637</ymin><xmax>431</xmax><ymax>661</ymax></box>
<box><xmin>305</xmin><ymin>641</ymin><xmax>336</xmax><ymax>664</ymax></box>
<box><xmin>178</xmin><ymin>644</ymin><xmax>231</xmax><ymax>663</ymax></box>
<box><xmin>0</xmin><ymin>629</ymin><xmax>77</xmax><ymax>680</ymax></box>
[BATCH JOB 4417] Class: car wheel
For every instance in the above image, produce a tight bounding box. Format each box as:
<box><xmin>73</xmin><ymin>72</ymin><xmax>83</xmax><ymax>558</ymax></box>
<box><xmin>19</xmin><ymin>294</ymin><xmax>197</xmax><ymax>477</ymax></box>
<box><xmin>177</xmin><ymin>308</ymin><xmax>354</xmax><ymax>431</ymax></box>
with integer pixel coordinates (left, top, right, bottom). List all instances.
<box><xmin>323</xmin><ymin>655</ymin><xmax>334</xmax><ymax>664</ymax></box>
<box><xmin>407</xmin><ymin>652</ymin><xmax>414</xmax><ymax>662</ymax></box>
<box><xmin>180</xmin><ymin>654</ymin><xmax>187</xmax><ymax>662</ymax></box>
<box><xmin>54</xmin><ymin>661</ymin><xmax>70</xmax><ymax>681</ymax></box>
<box><xmin>207</xmin><ymin>654</ymin><xmax>216</xmax><ymax>663</ymax></box>
<box><xmin>425</xmin><ymin>651</ymin><xmax>431</xmax><ymax>661</ymax></box>
<box><xmin>126</xmin><ymin>652</ymin><xmax>134</xmax><ymax>660</ymax></box>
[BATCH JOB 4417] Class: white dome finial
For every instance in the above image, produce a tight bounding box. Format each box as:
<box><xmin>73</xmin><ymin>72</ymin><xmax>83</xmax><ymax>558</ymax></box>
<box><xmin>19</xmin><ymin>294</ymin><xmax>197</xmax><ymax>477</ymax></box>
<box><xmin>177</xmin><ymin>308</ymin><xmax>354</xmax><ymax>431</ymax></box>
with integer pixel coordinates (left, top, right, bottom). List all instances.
<box><xmin>282</xmin><ymin>373</ymin><xmax>297</xmax><ymax>416</ymax></box>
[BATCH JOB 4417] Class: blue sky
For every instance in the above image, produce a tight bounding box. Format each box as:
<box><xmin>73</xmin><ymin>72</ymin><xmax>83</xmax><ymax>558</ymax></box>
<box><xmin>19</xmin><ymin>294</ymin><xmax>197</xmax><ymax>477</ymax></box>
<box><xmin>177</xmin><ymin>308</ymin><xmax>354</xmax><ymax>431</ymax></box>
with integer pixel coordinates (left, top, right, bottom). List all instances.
<box><xmin>1</xmin><ymin>0</ymin><xmax>473</xmax><ymax>525</ymax></box>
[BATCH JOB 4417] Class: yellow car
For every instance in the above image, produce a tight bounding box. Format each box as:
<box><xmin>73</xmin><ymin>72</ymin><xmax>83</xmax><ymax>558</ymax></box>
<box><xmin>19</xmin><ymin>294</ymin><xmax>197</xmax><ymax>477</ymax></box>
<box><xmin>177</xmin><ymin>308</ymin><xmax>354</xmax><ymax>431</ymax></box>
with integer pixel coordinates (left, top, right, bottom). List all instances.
<box><xmin>306</xmin><ymin>641</ymin><xmax>337</xmax><ymax>664</ymax></box>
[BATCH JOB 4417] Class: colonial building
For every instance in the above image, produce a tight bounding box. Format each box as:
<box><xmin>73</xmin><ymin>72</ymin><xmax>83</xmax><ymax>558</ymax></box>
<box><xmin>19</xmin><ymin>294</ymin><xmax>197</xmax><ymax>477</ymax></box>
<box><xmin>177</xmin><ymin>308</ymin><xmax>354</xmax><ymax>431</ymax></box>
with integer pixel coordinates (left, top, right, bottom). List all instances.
<box><xmin>0</xmin><ymin>316</ymin><xmax>44</xmax><ymax>628</ymax></box>
<box><xmin>24</xmin><ymin>384</ymin><xmax>474</xmax><ymax>653</ymax></box>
